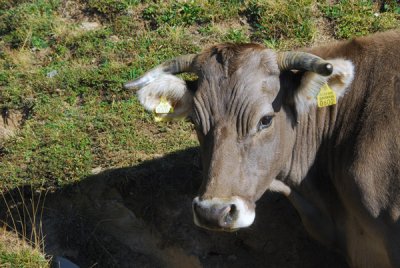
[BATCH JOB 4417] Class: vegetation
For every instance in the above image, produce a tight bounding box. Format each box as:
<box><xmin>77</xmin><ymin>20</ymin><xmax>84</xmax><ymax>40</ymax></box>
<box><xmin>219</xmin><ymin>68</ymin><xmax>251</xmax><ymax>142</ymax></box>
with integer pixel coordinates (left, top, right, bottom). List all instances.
<box><xmin>0</xmin><ymin>230</ymin><xmax>48</xmax><ymax>268</ymax></box>
<box><xmin>320</xmin><ymin>0</ymin><xmax>400</xmax><ymax>38</ymax></box>
<box><xmin>0</xmin><ymin>0</ymin><xmax>399</xmax><ymax>264</ymax></box>
<box><xmin>244</xmin><ymin>0</ymin><xmax>317</xmax><ymax>48</ymax></box>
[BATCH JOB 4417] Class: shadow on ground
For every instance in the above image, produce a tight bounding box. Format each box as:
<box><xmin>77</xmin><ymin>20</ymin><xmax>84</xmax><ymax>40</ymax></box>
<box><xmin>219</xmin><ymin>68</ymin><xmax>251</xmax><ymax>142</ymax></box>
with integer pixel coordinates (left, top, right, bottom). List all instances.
<box><xmin>1</xmin><ymin>147</ymin><xmax>348</xmax><ymax>268</ymax></box>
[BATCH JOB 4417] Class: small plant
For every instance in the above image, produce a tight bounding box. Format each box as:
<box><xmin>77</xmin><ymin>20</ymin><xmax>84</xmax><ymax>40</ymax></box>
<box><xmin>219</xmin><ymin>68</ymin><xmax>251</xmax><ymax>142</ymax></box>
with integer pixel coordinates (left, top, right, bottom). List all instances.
<box><xmin>112</xmin><ymin>15</ymin><xmax>140</xmax><ymax>36</ymax></box>
<box><xmin>223</xmin><ymin>28</ymin><xmax>250</xmax><ymax>43</ymax></box>
<box><xmin>142</xmin><ymin>1</ymin><xmax>211</xmax><ymax>29</ymax></box>
<box><xmin>244</xmin><ymin>0</ymin><xmax>317</xmax><ymax>47</ymax></box>
<box><xmin>0</xmin><ymin>98</ymin><xmax>94</xmax><ymax>188</ymax></box>
<box><xmin>0</xmin><ymin>0</ymin><xmax>60</xmax><ymax>49</ymax></box>
<box><xmin>87</xmin><ymin>0</ymin><xmax>130</xmax><ymax>20</ymax></box>
<box><xmin>0</xmin><ymin>186</ymin><xmax>49</xmax><ymax>267</ymax></box>
<box><xmin>320</xmin><ymin>0</ymin><xmax>400</xmax><ymax>39</ymax></box>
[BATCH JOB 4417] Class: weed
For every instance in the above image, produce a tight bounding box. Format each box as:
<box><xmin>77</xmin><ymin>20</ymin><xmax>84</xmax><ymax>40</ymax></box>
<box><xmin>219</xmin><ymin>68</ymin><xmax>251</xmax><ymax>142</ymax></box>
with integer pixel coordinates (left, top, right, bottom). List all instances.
<box><xmin>87</xmin><ymin>0</ymin><xmax>131</xmax><ymax>20</ymax></box>
<box><xmin>320</xmin><ymin>0</ymin><xmax>400</xmax><ymax>39</ymax></box>
<box><xmin>142</xmin><ymin>1</ymin><xmax>211</xmax><ymax>28</ymax></box>
<box><xmin>0</xmin><ymin>186</ymin><xmax>49</xmax><ymax>267</ymax></box>
<box><xmin>223</xmin><ymin>28</ymin><xmax>250</xmax><ymax>43</ymax></box>
<box><xmin>0</xmin><ymin>236</ymin><xmax>49</xmax><ymax>268</ymax></box>
<box><xmin>0</xmin><ymin>0</ymin><xmax>60</xmax><ymax>49</ymax></box>
<box><xmin>0</xmin><ymin>98</ymin><xmax>93</xmax><ymax>188</ymax></box>
<box><xmin>244</xmin><ymin>0</ymin><xmax>317</xmax><ymax>48</ymax></box>
<box><xmin>112</xmin><ymin>15</ymin><xmax>141</xmax><ymax>37</ymax></box>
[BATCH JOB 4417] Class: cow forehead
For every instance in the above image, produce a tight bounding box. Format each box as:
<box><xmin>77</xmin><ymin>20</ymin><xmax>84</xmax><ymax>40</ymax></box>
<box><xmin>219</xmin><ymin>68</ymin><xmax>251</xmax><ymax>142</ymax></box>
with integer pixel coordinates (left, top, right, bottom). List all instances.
<box><xmin>192</xmin><ymin>47</ymin><xmax>281</xmax><ymax>135</ymax></box>
<box><xmin>196</xmin><ymin>45</ymin><xmax>279</xmax><ymax>78</ymax></box>
<box><xmin>234</xmin><ymin>49</ymin><xmax>280</xmax><ymax>77</ymax></box>
<box><xmin>194</xmin><ymin>45</ymin><xmax>280</xmax><ymax>98</ymax></box>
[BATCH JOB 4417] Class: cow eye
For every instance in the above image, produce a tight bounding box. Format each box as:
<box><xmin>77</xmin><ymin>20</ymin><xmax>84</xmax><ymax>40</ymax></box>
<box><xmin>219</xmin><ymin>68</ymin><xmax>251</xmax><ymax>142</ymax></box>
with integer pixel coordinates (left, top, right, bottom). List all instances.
<box><xmin>258</xmin><ymin>115</ymin><xmax>273</xmax><ymax>131</ymax></box>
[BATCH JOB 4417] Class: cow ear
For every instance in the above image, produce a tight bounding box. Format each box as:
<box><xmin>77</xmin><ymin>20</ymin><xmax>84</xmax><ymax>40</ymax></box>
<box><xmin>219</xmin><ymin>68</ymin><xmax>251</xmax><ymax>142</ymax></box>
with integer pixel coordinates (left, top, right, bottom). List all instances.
<box><xmin>136</xmin><ymin>73</ymin><xmax>193</xmax><ymax>121</ymax></box>
<box><xmin>294</xmin><ymin>59</ymin><xmax>354</xmax><ymax>113</ymax></box>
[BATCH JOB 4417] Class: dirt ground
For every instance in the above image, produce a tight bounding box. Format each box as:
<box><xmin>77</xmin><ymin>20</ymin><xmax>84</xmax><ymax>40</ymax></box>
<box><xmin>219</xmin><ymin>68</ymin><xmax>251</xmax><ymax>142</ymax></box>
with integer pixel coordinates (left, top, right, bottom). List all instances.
<box><xmin>1</xmin><ymin>147</ymin><xmax>348</xmax><ymax>267</ymax></box>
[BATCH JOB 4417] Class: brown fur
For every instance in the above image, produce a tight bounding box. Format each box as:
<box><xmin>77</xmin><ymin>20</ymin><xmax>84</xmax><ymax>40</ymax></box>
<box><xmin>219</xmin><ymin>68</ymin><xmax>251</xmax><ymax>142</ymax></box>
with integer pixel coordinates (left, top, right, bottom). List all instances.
<box><xmin>190</xmin><ymin>30</ymin><xmax>400</xmax><ymax>268</ymax></box>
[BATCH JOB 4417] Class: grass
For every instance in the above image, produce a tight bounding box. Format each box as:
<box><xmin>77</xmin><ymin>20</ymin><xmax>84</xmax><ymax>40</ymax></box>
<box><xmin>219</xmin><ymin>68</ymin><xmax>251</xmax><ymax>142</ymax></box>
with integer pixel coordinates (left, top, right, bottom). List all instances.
<box><xmin>0</xmin><ymin>0</ymin><xmax>399</xmax><ymax>264</ymax></box>
<box><xmin>0</xmin><ymin>186</ymin><xmax>49</xmax><ymax>267</ymax></box>
<box><xmin>0</xmin><ymin>230</ymin><xmax>48</xmax><ymax>268</ymax></box>
<box><xmin>244</xmin><ymin>0</ymin><xmax>318</xmax><ymax>48</ymax></box>
<box><xmin>320</xmin><ymin>0</ymin><xmax>400</xmax><ymax>39</ymax></box>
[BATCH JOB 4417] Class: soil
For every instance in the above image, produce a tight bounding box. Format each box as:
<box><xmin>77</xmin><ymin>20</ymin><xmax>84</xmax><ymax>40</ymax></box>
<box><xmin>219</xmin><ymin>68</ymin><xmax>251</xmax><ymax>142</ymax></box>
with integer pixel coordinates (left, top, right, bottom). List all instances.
<box><xmin>1</xmin><ymin>148</ymin><xmax>348</xmax><ymax>268</ymax></box>
<box><xmin>0</xmin><ymin>110</ymin><xmax>22</xmax><ymax>141</ymax></box>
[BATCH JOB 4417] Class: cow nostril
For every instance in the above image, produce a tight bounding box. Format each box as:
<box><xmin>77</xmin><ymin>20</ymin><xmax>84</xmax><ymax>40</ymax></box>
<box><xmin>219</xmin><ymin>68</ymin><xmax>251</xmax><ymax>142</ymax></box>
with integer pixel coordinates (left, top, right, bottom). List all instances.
<box><xmin>194</xmin><ymin>200</ymin><xmax>241</xmax><ymax>228</ymax></box>
<box><xmin>230</xmin><ymin>204</ymin><xmax>237</xmax><ymax>215</ymax></box>
<box><xmin>193</xmin><ymin>202</ymin><xmax>200</xmax><ymax>214</ymax></box>
<box><xmin>222</xmin><ymin>204</ymin><xmax>237</xmax><ymax>226</ymax></box>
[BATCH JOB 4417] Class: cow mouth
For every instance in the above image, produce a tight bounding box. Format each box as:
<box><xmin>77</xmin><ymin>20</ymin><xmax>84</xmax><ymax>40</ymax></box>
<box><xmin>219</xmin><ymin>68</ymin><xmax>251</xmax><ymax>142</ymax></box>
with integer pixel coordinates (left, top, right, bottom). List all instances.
<box><xmin>194</xmin><ymin>223</ymin><xmax>240</xmax><ymax>233</ymax></box>
<box><xmin>192</xmin><ymin>196</ymin><xmax>256</xmax><ymax>231</ymax></box>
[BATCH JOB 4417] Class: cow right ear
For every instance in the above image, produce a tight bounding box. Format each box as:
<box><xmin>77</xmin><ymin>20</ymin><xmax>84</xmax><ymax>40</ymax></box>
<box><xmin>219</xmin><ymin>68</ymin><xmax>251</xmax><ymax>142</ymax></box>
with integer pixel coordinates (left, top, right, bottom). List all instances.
<box><xmin>293</xmin><ymin>59</ymin><xmax>354</xmax><ymax>114</ymax></box>
<box><xmin>277</xmin><ymin>51</ymin><xmax>354</xmax><ymax>114</ymax></box>
<box><xmin>136</xmin><ymin>73</ymin><xmax>194</xmax><ymax>121</ymax></box>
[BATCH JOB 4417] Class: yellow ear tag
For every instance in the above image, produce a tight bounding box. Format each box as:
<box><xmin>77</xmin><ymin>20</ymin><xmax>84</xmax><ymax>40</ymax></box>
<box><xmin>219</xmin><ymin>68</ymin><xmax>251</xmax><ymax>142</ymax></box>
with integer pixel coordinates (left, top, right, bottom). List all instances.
<box><xmin>317</xmin><ymin>84</ymin><xmax>336</xmax><ymax>108</ymax></box>
<box><xmin>154</xmin><ymin>98</ymin><xmax>174</xmax><ymax>122</ymax></box>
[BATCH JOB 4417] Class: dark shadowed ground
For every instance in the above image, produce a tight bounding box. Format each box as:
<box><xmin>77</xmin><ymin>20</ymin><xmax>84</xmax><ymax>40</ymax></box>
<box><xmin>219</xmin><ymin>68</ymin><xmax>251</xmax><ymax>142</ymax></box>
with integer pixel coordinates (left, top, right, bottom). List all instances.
<box><xmin>1</xmin><ymin>147</ymin><xmax>348</xmax><ymax>267</ymax></box>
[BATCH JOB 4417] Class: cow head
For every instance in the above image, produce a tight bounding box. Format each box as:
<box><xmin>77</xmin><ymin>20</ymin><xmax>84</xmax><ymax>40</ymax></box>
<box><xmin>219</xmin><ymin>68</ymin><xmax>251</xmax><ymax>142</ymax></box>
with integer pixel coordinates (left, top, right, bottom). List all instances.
<box><xmin>125</xmin><ymin>44</ymin><xmax>354</xmax><ymax>231</ymax></box>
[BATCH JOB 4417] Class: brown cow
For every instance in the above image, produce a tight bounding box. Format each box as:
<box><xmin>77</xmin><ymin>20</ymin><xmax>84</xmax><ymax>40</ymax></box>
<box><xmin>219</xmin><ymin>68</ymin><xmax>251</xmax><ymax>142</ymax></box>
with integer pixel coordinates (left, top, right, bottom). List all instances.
<box><xmin>124</xmin><ymin>30</ymin><xmax>400</xmax><ymax>268</ymax></box>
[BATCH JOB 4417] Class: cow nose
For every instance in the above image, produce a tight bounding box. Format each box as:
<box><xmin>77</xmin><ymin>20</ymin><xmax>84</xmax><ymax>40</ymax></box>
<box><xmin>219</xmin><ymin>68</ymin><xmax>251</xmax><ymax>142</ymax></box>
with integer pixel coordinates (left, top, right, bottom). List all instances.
<box><xmin>193</xmin><ymin>201</ymin><xmax>238</xmax><ymax>229</ymax></box>
<box><xmin>192</xmin><ymin>196</ymin><xmax>256</xmax><ymax>230</ymax></box>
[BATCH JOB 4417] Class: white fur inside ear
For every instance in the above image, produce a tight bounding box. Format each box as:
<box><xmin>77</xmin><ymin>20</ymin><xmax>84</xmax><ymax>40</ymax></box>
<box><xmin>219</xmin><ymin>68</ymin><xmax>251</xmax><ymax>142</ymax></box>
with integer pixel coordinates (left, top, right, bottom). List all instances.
<box><xmin>137</xmin><ymin>73</ymin><xmax>193</xmax><ymax>119</ymax></box>
<box><xmin>326</xmin><ymin>59</ymin><xmax>354</xmax><ymax>98</ymax></box>
<box><xmin>295</xmin><ymin>59</ymin><xmax>355</xmax><ymax>114</ymax></box>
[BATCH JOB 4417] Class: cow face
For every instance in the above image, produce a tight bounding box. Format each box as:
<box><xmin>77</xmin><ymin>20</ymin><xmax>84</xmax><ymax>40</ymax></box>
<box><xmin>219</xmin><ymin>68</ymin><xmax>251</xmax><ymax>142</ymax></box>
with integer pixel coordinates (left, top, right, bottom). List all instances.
<box><xmin>190</xmin><ymin>46</ymin><xmax>293</xmax><ymax>231</ymax></box>
<box><xmin>125</xmin><ymin>43</ymin><xmax>354</xmax><ymax>231</ymax></box>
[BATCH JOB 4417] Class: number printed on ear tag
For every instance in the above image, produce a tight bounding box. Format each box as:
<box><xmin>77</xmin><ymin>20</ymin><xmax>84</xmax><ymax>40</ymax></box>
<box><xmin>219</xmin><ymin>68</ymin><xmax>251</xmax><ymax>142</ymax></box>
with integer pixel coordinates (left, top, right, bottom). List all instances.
<box><xmin>155</xmin><ymin>98</ymin><xmax>174</xmax><ymax>114</ymax></box>
<box><xmin>317</xmin><ymin>84</ymin><xmax>336</xmax><ymax>108</ymax></box>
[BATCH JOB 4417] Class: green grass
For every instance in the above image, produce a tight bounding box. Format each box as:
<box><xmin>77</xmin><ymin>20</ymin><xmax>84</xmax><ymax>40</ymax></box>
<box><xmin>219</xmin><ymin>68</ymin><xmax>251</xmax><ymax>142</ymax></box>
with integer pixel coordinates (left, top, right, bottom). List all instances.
<box><xmin>0</xmin><ymin>234</ymin><xmax>48</xmax><ymax>268</ymax></box>
<box><xmin>244</xmin><ymin>0</ymin><xmax>318</xmax><ymax>48</ymax></box>
<box><xmin>0</xmin><ymin>1</ymin><xmax>399</xmax><ymax>259</ymax></box>
<box><xmin>0</xmin><ymin>217</ymin><xmax>49</xmax><ymax>267</ymax></box>
<box><xmin>0</xmin><ymin>0</ymin><xmax>61</xmax><ymax>49</ymax></box>
<box><xmin>320</xmin><ymin>0</ymin><xmax>400</xmax><ymax>39</ymax></box>
<box><xmin>142</xmin><ymin>1</ymin><xmax>211</xmax><ymax>27</ymax></box>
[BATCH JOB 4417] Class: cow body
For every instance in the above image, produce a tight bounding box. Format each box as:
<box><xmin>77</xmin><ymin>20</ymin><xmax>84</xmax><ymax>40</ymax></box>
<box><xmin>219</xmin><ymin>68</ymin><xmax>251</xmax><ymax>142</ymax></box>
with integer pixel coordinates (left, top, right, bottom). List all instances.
<box><xmin>125</xmin><ymin>30</ymin><xmax>400</xmax><ymax>267</ymax></box>
<box><xmin>295</xmin><ymin>32</ymin><xmax>400</xmax><ymax>267</ymax></box>
<box><xmin>299</xmin><ymin>32</ymin><xmax>400</xmax><ymax>267</ymax></box>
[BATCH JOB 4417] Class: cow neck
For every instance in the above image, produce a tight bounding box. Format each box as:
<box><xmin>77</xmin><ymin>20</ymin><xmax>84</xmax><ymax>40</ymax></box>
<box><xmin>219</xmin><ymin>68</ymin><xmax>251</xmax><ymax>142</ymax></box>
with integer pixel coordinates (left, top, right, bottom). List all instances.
<box><xmin>286</xmin><ymin>105</ymin><xmax>339</xmax><ymax>186</ymax></box>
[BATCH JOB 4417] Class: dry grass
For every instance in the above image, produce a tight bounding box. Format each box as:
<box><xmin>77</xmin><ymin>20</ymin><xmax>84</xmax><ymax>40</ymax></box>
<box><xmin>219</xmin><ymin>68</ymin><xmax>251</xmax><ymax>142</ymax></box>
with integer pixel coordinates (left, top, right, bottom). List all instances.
<box><xmin>0</xmin><ymin>229</ymin><xmax>48</xmax><ymax>268</ymax></box>
<box><xmin>0</xmin><ymin>187</ymin><xmax>49</xmax><ymax>267</ymax></box>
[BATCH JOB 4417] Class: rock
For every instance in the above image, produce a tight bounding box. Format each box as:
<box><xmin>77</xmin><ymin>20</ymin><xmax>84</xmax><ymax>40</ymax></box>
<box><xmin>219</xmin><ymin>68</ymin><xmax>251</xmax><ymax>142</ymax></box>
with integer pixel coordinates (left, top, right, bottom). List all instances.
<box><xmin>0</xmin><ymin>110</ymin><xmax>22</xmax><ymax>140</ymax></box>
<box><xmin>80</xmin><ymin>22</ymin><xmax>101</xmax><ymax>31</ymax></box>
<box><xmin>91</xmin><ymin>166</ymin><xmax>102</xmax><ymax>174</ymax></box>
<box><xmin>109</xmin><ymin>35</ymin><xmax>120</xmax><ymax>42</ymax></box>
<box><xmin>47</xmin><ymin>70</ymin><xmax>58</xmax><ymax>78</ymax></box>
<box><xmin>52</xmin><ymin>256</ymin><xmax>79</xmax><ymax>268</ymax></box>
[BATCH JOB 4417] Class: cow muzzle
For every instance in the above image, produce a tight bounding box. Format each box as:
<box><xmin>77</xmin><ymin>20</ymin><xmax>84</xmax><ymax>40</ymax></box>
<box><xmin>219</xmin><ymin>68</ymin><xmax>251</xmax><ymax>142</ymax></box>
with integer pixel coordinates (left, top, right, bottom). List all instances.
<box><xmin>192</xmin><ymin>196</ymin><xmax>255</xmax><ymax>231</ymax></box>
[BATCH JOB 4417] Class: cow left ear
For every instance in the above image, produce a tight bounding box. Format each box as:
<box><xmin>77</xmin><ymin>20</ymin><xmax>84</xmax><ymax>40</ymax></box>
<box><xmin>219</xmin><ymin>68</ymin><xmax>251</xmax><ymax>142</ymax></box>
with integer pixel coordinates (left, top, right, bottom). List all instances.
<box><xmin>294</xmin><ymin>59</ymin><xmax>355</xmax><ymax>113</ymax></box>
